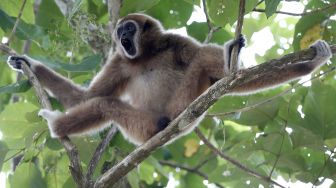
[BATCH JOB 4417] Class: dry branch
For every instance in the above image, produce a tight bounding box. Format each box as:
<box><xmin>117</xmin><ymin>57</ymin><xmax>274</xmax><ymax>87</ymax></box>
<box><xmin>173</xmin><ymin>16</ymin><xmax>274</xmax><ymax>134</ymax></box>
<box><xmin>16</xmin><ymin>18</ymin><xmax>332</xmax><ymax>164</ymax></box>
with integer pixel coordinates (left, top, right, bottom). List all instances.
<box><xmin>93</xmin><ymin>44</ymin><xmax>336</xmax><ymax>188</ymax></box>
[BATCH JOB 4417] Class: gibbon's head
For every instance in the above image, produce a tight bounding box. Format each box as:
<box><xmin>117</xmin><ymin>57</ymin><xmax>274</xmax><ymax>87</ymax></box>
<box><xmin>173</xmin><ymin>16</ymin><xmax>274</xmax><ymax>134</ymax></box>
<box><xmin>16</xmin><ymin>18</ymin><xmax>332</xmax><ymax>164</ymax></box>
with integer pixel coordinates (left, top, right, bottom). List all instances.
<box><xmin>114</xmin><ymin>13</ymin><xmax>163</xmax><ymax>59</ymax></box>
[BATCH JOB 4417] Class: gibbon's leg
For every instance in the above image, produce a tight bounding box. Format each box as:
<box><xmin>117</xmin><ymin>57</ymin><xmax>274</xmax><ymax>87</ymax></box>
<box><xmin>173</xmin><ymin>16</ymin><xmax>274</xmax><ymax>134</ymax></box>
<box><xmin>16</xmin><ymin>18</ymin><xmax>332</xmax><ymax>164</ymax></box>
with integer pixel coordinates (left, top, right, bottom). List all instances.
<box><xmin>38</xmin><ymin>96</ymin><xmax>169</xmax><ymax>145</ymax></box>
<box><xmin>231</xmin><ymin>40</ymin><xmax>332</xmax><ymax>94</ymax></box>
<box><xmin>7</xmin><ymin>55</ymin><xmax>85</xmax><ymax>108</ymax></box>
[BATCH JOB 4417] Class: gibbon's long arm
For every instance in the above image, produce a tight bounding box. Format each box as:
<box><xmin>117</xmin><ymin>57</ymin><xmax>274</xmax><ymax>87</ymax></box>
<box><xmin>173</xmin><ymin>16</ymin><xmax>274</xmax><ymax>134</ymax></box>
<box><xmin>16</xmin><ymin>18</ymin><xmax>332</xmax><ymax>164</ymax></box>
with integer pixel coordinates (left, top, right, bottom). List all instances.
<box><xmin>7</xmin><ymin>56</ymin><xmax>85</xmax><ymax>108</ymax></box>
<box><xmin>7</xmin><ymin>54</ymin><xmax>129</xmax><ymax>109</ymax></box>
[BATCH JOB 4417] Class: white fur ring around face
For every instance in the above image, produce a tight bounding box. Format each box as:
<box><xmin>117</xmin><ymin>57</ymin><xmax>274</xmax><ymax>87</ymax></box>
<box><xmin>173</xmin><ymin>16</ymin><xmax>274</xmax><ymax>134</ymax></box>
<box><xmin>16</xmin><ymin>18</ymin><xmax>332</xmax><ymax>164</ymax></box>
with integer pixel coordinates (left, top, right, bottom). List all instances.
<box><xmin>38</xmin><ymin>109</ymin><xmax>62</xmax><ymax>138</ymax></box>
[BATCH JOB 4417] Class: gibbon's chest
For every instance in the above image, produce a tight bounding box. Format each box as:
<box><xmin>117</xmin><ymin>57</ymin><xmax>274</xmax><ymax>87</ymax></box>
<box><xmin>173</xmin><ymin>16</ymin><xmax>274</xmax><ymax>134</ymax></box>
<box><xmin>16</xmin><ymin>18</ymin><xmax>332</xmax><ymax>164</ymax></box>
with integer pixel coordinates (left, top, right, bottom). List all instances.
<box><xmin>119</xmin><ymin>62</ymin><xmax>184</xmax><ymax>111</ymax></box>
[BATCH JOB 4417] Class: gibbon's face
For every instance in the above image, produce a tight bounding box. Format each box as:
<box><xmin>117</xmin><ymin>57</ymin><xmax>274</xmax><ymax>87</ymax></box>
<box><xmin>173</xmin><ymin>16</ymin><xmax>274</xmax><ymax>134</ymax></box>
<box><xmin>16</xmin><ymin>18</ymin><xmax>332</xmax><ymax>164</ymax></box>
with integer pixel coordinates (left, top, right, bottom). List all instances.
<box><xmin>115</xmin><ymin>20</ymin><xmax>140</xmax><ymax>59</ymax></box>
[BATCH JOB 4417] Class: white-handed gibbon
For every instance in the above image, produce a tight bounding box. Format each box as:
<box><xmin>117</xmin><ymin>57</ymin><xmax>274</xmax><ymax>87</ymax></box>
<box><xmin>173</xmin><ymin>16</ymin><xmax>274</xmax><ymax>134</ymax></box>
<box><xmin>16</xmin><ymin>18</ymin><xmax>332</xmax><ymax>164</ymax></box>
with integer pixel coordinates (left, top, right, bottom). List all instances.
<box><xmin>7</xmin><ymin>13</ymin><xmax>332</xmax><ymax>145</ymax></box>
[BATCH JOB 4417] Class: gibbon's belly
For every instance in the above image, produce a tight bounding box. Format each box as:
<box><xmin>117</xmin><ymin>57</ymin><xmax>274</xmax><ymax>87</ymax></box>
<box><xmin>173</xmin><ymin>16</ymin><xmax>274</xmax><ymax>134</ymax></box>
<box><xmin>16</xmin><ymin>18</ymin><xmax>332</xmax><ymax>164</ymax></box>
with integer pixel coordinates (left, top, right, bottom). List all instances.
<box><xmin>119</xmin><ymin>68</ymin><xmax>183</xmax><ymax>112</ymax></box>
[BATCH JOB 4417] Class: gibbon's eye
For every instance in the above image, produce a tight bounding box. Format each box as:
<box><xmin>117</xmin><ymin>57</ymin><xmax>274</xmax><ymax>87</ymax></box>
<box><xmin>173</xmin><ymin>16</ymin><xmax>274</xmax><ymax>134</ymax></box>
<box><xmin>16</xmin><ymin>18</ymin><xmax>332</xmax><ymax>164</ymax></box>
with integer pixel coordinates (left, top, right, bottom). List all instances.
<box><xmin>125</xmin><ymin>22</ymin><xmax>136</xmax><ymax>33</ymax></box>
<box><xmin>117</xmin><ymin>26</ymin><xmax>123</xmax><ymax>38</ymax></box>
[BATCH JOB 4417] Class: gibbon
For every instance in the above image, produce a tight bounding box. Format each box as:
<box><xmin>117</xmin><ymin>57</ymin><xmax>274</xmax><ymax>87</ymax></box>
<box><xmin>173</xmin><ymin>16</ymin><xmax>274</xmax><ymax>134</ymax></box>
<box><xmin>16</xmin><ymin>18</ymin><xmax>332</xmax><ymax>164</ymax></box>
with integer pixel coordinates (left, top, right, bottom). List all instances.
<box><xmin>7</xmin><ymin>13</ymin><xmax>332</xmax><ymax>145</ymax></box>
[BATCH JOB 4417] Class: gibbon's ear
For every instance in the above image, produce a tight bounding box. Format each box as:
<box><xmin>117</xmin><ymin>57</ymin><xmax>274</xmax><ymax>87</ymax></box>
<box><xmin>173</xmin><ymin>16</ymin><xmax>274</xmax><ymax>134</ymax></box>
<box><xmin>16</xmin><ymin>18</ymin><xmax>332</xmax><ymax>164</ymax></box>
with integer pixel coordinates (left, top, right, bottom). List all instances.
<box><xmin>143</xmin><ymin>20</ymin><xmax>152</xmax><ymax>31</ymax></box>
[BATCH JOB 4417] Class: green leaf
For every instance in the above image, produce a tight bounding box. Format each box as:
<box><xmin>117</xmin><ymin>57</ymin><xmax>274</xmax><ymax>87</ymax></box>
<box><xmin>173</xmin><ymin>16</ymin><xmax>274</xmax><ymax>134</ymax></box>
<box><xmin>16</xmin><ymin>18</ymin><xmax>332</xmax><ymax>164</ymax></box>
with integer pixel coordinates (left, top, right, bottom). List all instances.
<box><xmin>184</xmin><ymin>0</ymin><xmax>200</xmax><ymax>6</ymax></box>
<box><xmin>0</xmin><ymin>9</ymin><xmax>45</xmax><ymax>40</ymax></box>
<box><xmin>208</xmin><ymin>0</ymin><xmax>258</xmax><ymax>26</ymax></box>
<box><xmin>0</xmin><ymin>141</ymin><xmax>9</xmax><ymax>171</ymax></box>
<box><xmin>184</xmin><ymin>173</ymin><xmax>206</xmax><ymax>188</ymax></box>
<box><xmin>0</xmin><ymin>102</ymin><xmax>39</xmax><ymax>139</ymax></box>
<box><xmin>0</xmin><ymin>0</ymin><xmax>35</xmax><ymax>24</ymax></box>
<box><xmin>293</xmin><ymin>0</ymin><xmax>336</xmax><ymax>51</ymax></box>
<box><xmin>146</xmin><ymin>0</ymin><xmax>193</xmax><ymax>28</ymax></box>
<box><xmin>0</xmin><ymin>80</ymin><xmax>31</xmax><ymax>94</ymax></box>
<box><xmin>187</xmin><ymin>22</ymin><xmax>232</xmax><ymax>44</ymax></box>
<box><xmin>31</xmin><ymin>54</ymin><xmax>101</xmax><ymax>72</ymax></box>
<box><xmin>10</xmin><ymin>162</ymin><xmax>47</xmax><ymax>188</ymax></box>
<box><xmin>301</xmin><ymin>81</ymin><xmax>336</xmax><ymax>139</ymax></box>
<box><xmin>265</xmin><ymin>0</ymin><xmax>281</xmax><ymax>18</ymax></box>
<box><xmin>120</xmin><ymin>0</ymin><xmax>160</xmax><ymax>16</ymax></box>
<box><xmin>127</xmin><ymin>169</ymin><xmax>140</xmax><ymax>188</ymax></box>
<box><xmin>86</xmin><ymin>0</ymin><xmax>108</xmax><ymax>20</ymax></box>
<box><xmin>138</xmin><ymin>160</ymin><xmax>155</xmax><ymax>185</ymax></box>
<box><xmin>35</xmin><ymin>0</ymin><xmax>64</xmax><ymax>29</ymax></box>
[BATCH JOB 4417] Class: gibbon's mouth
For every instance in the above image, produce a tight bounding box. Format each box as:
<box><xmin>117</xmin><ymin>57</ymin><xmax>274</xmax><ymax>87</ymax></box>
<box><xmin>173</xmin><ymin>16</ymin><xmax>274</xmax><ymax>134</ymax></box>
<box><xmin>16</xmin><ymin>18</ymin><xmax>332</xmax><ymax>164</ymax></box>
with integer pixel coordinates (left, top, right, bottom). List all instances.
<box><xmin>121</xmin><ymin>38</ymin><xmax>136</xmax><ymax>56</ymax></box>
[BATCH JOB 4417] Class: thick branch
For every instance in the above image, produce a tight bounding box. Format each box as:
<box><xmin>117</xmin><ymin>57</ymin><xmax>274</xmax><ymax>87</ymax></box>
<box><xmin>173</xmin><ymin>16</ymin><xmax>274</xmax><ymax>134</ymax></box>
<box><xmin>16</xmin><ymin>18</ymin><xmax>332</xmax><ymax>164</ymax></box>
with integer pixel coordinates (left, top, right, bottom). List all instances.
<box><xmin>0</xmin><ymin>44</ymin><xmax>84</xmax><ymax>188</ymax></box>
<box><xmin>94</xmin><ymin>44</ymin><xmax>336</xmax><ymax>187</ymax></box>
<box><xmin>230</xmin><ymin>0</ymin><xmax>245</xmax><ymax>73</ymax></box>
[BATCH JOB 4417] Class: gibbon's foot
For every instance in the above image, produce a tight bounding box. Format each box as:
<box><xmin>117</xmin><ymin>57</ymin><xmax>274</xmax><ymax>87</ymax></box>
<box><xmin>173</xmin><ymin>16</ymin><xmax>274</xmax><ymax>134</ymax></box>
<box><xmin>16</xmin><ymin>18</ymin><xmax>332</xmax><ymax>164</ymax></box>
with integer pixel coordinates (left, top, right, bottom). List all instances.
<box><xmin>156</xmin><ymin>116</ymin><xmax>171</xmax><ymax>131</ymax></box>
<box><xmin>38</xmin><ymin>109</ymin><xmax>63</xmax><ymax>138</ymax></box>
<box><xmin>229</xmin><ymin>34</ymin><xmax>246</xmax><ymax>55</ymax></box>
<box><xmin>237</xmin><ymin>34</ymin><xmax>246</xmax><ymax>52</ymax></box>
<box><xmin>309</xmin><ymin>40</ymin><xmax>332</xmax><ymax>63</ymax></box>
<box><xmin>7</xmin><ymin>56</ymin><xmax>31</xmax><ymax>72</ymax></box>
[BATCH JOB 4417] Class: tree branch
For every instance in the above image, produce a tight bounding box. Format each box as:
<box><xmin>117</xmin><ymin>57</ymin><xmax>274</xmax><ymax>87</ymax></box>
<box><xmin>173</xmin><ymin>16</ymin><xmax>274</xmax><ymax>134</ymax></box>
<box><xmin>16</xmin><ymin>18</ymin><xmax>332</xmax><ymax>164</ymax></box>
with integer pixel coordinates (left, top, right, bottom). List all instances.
<box><xmin>85</xmin><ymin>126</ymin><xmax>118</xmax><ymax>186</ymax></box>
<box><xmin>0</xmin><ymin>44</ymin><xmax>84</xmax><ymax>188</ymax></box>
<box><xmin>6</xmin><ymin>0</ymin><xmax>27</xmax><ymax>45</ymax></box>
<box><xmin>229</xmin><ymin>0</ymin><xmax>245</xmax><ymax>73</ymax></box>
<box><xmin>93</xmin><ymin>44</ymin><xmax>336</xmax><ymax>187</ymax></box>
<box><xmin>253</xmin><ymin>2</ymin><xmax>336</xmax><ymax>17</ymax></box>
<box><xmin>201</xmin><ymin>0</ymin><xmax>222</xmax><ymax>44</ymax></box>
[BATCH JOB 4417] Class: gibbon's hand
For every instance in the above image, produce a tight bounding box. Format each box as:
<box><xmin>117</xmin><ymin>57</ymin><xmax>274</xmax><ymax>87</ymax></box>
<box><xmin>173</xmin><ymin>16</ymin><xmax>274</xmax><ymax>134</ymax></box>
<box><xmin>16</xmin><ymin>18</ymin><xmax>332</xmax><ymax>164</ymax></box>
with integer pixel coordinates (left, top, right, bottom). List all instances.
<box><xmin>7</xmin><ymin>55</ymin><xmax>31</xmax><ymax>72</ymax></box>
<box><xmin>309</xmin><ymin>40</ymin><xmax>332</xmax><ymax>64</ymax></box>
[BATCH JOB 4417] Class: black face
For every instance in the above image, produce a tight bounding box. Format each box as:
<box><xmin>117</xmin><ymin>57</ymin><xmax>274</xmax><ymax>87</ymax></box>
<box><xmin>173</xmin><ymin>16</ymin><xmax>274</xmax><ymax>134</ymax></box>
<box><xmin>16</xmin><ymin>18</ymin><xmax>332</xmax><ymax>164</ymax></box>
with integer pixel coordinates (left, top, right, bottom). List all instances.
<box><xmin>117</xmin><ymin>21</ymin><xmax>137</xmax><ymax>56</ymax></box>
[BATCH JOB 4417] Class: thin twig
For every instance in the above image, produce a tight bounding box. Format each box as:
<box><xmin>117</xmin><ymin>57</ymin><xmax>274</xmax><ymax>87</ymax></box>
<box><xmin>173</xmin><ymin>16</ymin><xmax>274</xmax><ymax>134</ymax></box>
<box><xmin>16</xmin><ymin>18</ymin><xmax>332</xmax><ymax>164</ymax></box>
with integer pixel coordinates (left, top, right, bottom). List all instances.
<box><xmin>201</xmin><ymin>0</ymin><xmax>222</xmax><ymax>44</ymax></box>
<box><xmin>253</xmin><ymin>2</ymin><xmax>336</xmax><ymax>17</ymax></box>
<box><xmin>203</xmin><ymin>26</ymin><xmax>222</xmax><ymax>44</ymax></box>
<box><xmin>6</xmin><ymin>0</ymin><xmax>27</xmax><ymax>44</ymax></box>
<box><xmin>202</xmin><ymin>0</ymin><xmax>212</xmax><ymax>30</ymax></box>
<box><xmin>160</xmin><ymin>160</ymin><xmax>225</xmax><ymax>188</ymax></box>
<box><xmin>229</xmin><ymin>0</ymin><xmax>245</xmax><ymax>73</ymax></box>
<box><xmin>269</xmin><ymin>97</ymin><xmax>292</xmax><ymax>178</ymax></box>
<box><xmin>194</xmin><ymin>128</ymin><xmax>285</xmax><ymax>188</ymax></box>
<box><xmin>312</xmin><ymin>150</ymin><xmax>334</xmax><ymax>187</ymax></box>
<box><xmin>85</xmin><ymin>126</ymin><xmax>118</xmax><ymax>186</ymax></box>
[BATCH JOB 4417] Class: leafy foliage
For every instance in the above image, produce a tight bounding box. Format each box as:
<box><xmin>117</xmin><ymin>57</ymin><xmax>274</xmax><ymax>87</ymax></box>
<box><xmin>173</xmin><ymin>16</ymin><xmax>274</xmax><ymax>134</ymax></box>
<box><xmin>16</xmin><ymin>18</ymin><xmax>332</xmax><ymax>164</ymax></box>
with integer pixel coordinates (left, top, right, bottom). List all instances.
<box><xmin>0</xmin><ymin>0</ymin><xmax>335</xmax><ymax>188</ymax></box>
